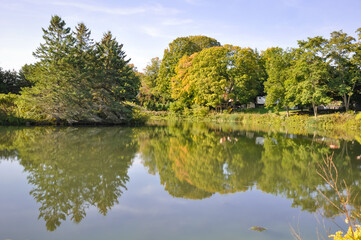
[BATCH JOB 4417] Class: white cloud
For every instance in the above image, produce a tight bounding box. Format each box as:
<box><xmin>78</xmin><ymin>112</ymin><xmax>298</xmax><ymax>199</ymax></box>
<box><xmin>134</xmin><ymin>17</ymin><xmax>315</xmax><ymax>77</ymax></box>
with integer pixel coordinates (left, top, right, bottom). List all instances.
<box><xmin>149</xmin><ymin>3</ymin><xmax>181</xmax><ymax>15</ymax></box>
<box><xmin>142</xmin><ymin>26</ymin><xmax>172</xmax><ymax>38</ymax></box>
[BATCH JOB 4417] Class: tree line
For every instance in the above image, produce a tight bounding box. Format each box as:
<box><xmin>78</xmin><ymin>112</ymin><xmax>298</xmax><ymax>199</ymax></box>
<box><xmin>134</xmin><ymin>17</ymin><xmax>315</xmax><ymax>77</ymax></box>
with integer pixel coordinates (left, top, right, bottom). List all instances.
<box><xmin>2</xmin><ymin>16</ymin><xmax>361</xmax><ymax>122</ymax></box>
<box><xmin>139</xmin><ymin>31</ymin><xmax>361</xmax><ymax>117</ymax></box>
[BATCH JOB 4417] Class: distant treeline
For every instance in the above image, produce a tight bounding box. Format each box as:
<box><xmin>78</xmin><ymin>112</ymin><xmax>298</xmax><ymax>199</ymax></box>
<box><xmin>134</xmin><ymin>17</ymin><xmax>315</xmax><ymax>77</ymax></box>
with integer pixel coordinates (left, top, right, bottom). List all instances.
<box><xmin>138</xmin><ymin>31</ymin><xmax>361</xmax><ymax>117</ymax></box>
<box><xmin>0</xmin><ymin>67</ymin><xmax>32</xmax><ymax>94</ymax></box>
<box><xmin>1</xmin><ymin>16</ymin><xmax>361</xmax><ymax>124</ymax></box>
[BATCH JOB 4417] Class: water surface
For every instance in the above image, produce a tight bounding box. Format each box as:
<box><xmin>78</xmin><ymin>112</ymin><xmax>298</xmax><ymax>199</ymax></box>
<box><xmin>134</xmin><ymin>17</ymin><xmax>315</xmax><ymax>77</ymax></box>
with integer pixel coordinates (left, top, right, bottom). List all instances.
<box><xmin>0</xmin><ymin>122</ymin><xmax>360</xmax><ymax>239</ymax></box>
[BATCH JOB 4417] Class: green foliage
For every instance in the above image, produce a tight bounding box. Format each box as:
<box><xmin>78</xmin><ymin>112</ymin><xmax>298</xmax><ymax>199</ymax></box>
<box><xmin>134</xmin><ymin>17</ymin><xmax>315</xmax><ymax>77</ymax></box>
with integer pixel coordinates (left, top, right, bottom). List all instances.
<box><xmin>171</xmin><ymin>45</ymin><xmax>264</xmax><ymax>114</ymax></box>
<box><xmin>16</xmin><ymin>16</ymin><xmax>140</xmax><ymax>124</ymax></box>
<box><xmin>171</xmin><ymin>54</ymin><xmax>196</xmax><ymax>108</ymax></box>
<box><xmin>191</xmin><ymin>104</ymin><xmax>209</xmax><ymax>119</ymax></box>
<box><xmin>169</xmin><ymin>100</ymin><xmax>187</xmax><ymax>114</ymax></box>
<box><xmin>328</xmin><ymin>30</ymin><xmax>360</xmax><ymax>111</ymax></box>
<box><xmin>138</xmin><ymin>57</ymin><xmax>162</xmax><ymax>110</ymax></box>
<box><xmin>0</xmin><ymin>94</ymin><xmax>27</xmax><ymax>125</ymax></box>
<box><xmin>157</xmin><ymin>35</ymin><xmax>220</xmax><ymax>103</ymax></box>
<box><xmin>260</xmin><ymin>30</ymin><xmax>361</xmax><ymax>118</ymax></box>
<box><xmin>288</xmin><ymin>36</ymin><xmax>332</xmax><ymax>116</ymax></box>
<box><xmin>0</xmin><ymin>93</ymin><xmax>17</xmax><ymax>112</ymax></box>
<box><xmin>263</xmin><ymin>47</ymin><xmax>293</xmax><ymax>111</ymax></box>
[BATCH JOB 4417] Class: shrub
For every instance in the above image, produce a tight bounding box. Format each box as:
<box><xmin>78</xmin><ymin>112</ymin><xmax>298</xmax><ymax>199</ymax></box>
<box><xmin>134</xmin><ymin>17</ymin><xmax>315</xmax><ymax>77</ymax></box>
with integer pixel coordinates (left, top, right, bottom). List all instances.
<box><xmin>169</xmin><ymin>101</ymin><xmax>186</xmax><ymax>114</ymax></box>
<box><xmin>0</xmin><ymin>93</ymin><xmax>18</xmax><ymax>114</ymax></box>
<box><xmin>192</xmin><ymin>104</ymin><xmax>209</xmax><ymax>119</ymax></box>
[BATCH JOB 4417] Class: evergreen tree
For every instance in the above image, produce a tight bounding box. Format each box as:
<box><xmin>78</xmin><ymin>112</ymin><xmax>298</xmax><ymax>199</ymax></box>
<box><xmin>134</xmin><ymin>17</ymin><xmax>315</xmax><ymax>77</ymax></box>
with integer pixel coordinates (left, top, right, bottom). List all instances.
<box><xmin>94</xmin><ymin>31</ymin><xmax>139</xmax><ymax>103</ymax></box>
<box><xmin>18</xmin><ymin>15</ymin><xmax>76</xmax><ymax>122</ymax></box>
<box><xmin>17</xmin><ymin>16</ymin><xmax>140</xmax><ymax>124</ymax></box>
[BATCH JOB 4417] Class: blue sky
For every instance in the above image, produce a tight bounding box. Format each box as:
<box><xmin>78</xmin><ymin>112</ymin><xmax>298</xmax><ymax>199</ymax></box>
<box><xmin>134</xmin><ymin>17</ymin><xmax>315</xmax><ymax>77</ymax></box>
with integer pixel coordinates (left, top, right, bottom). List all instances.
<box><xmin>1</xmin><ymin>0</ymin><xmax>361</xmax><ymax>71</ymax></box>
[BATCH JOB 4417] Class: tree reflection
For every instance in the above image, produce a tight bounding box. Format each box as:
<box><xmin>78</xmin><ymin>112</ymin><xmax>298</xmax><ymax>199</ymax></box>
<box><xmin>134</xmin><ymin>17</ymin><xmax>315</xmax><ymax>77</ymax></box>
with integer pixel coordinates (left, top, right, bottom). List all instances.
<box><xmin>0</xmin><ymin>122</ymin><xmax>361</xmax><ymax>230</ymax></box>
<box><xmin>139</xmin><ymin>122</ymin><xmax>361</xmax><ymax>220</ymax></box>
<box><xmin>140</xmin><ymin>122</ymin><xmax>264</xmax><ymax>197</ymax></box>
<box><xmin>0</xmin><ymin>127</ymin><xmax>137</xmax><ymax>231</ymax></box>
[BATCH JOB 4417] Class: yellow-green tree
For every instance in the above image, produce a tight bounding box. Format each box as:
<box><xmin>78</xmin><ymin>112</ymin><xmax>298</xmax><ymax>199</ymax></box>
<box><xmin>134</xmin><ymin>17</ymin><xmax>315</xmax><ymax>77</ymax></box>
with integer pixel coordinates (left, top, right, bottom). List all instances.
<box><xmin>171</xmin><ymin>46</ymin><xmax>264</xmax><ymax>112</ymax></box>
<box><xmin>156</xmin><ymin>36</ymin><xmax>220</xmax><ymax>105</ymax></box>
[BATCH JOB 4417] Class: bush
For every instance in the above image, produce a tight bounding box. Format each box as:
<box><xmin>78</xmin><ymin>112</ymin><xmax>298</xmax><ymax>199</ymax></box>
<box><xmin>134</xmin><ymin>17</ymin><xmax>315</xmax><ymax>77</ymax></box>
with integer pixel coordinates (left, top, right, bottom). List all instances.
<box><xmin>182</xmin><ymin>107</ymin><xmax>192</xmax><ymax>117</ymax></box>
<box><xmin>191</xmin><ymin>104</ymin><xmax>209</xmax><ymax>119</ymax></box>
<box><xmin>170</xmin><ymin>101</ymin><xmax>186</xmax><ymax>114</ymax></box>
<box><xmin>0</xmin><ymin>93</ymin><xmax>18</xmax><ymax>114</ymax></box>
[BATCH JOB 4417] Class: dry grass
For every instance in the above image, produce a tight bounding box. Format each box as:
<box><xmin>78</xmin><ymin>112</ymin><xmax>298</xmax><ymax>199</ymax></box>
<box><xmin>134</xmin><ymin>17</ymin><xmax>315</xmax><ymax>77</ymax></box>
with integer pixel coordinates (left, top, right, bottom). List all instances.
<box><xmin>316</xmin><ymin>153</ymin><xmax>357</xmax><ymax>240</ymax></box>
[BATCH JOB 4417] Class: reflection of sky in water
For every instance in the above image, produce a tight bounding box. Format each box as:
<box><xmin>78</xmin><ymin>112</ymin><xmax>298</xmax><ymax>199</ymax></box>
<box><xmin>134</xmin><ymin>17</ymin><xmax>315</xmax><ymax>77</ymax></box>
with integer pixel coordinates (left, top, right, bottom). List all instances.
<box><xmin>0</xmin><ymin>154</ymin><xmax>344</xmax><ymax>240</ymax></box>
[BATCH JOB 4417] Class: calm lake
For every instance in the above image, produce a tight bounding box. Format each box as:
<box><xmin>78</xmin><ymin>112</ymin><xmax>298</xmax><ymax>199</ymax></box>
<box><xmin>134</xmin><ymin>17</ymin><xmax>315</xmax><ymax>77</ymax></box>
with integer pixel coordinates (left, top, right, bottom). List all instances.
<box><xmin>0</xmin><ymin>122</ymin><xmax>360</xmax><ymax>240</ymax></box>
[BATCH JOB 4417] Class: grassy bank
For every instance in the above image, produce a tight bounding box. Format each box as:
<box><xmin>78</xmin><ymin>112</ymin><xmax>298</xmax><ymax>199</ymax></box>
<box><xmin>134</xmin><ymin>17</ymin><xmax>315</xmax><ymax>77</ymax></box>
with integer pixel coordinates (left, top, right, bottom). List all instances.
<box><xmin>0</xmin><ymin>93</ymin><xmax>149</xmax><ymax>126</ymax></box>
<box><xmin>149</xmin><ymin>110</ymin><xmax>361</xmax><ymax>140</ymax></box>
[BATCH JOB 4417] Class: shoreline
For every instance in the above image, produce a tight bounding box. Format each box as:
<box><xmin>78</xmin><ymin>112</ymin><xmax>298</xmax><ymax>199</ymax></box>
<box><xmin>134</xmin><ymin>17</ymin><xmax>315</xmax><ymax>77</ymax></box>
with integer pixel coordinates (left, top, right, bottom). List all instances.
<box><xmin>148</xmin><ymin>111</ymin><xmax>361</xmax><ymax>141</ymax></box>
<box><xmin>1</xmin><ymin>110</ymin><xmax>361</xmax><ymax>141</ymax></box>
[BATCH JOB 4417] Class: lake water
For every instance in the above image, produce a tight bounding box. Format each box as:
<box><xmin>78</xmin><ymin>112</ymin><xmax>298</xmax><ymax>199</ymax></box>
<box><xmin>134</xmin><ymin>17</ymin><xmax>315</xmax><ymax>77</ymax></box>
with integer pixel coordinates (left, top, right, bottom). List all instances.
<box><xmin>0</xmin><ymin>122</ymin><xmax>360</xmax><ymax>240</ymax></box>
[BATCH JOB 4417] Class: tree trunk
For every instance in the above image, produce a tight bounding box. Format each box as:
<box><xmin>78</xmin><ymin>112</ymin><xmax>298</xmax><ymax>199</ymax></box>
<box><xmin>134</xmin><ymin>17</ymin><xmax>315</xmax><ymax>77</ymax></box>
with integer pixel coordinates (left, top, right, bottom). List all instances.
<box><xmin>286</xmin><ymin>106</ymin><xmax>289</xmax><ymax>117</ymax></box>
<box><xmin>343</xmin><ymin>93</ymin><xmax>350</xmax><ymax>112</ymax></box>
<box><xmin>312</xmin><ymin>102</ymin><xmax>317</xmax><ymax>117</ymax></box>
<box><xmin>347</xmin><ymin>94</ymin><xmax>352</xmax><ymax>111</ymax></box>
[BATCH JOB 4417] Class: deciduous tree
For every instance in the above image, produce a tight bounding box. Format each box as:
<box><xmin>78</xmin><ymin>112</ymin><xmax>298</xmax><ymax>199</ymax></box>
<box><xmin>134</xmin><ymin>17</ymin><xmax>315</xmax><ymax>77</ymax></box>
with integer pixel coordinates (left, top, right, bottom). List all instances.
<box><xmin>289</xmin><ymin>37</ymin><xmax>332</xmax><ymax>117</ymax></box>
<box><xmin>327</xmin><ymin>30</ymin><xmax>359</xmax><ymax>111</ymax></box>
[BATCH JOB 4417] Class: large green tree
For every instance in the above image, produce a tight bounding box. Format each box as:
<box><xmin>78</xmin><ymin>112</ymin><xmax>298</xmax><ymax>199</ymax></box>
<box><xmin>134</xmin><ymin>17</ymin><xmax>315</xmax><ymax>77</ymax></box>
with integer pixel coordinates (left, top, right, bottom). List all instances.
<box><xmin>138</xmin><ymin>57</ymin><xmax>162</xmax><ymax>110</ymax></box>
<box><xmin>327</xmin><ymin>30</ymin><xmax>360</xmax><ymax>111</ymax></box>
<box><xmin>94</xmin><ymin>31</ymin><xmax>139</xmax><ymax>103</ymax></box>
<box><xmin>263</xmin><ymin>47</ymin><xmax>294</xmax><ymax>116</ymax></box>
<box><xmin>171</xmin><ymin>54</ymin><xmax>196</xmax><ymax>112</ymax></box>
<box><xmin>350</xmin><ymin>28</ymin><xmax>361</xmax><ymax>108</ymax></box>
<box><xmin>156</xmin><ymin>36</ymin><xmax>220</xmax><ymax>103</ymax></box>
<box><xmin>18</xmin><ymin>15</ymin><xmax>76</xmax><ymax>122</ymax></box>
<box><xmin>17</xmin><ymin>16</ymin><xmax>140</xmax><ymax>124</ymax></box>
<box><xmin>288</xmin><ymin>37</ymin><xmax>332</xmax><ymax>117</ymax></box>
<box><xmin>171</xmin><ymin>45</ymin><xmax>264</xmax><ymax>112</ymax></box>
